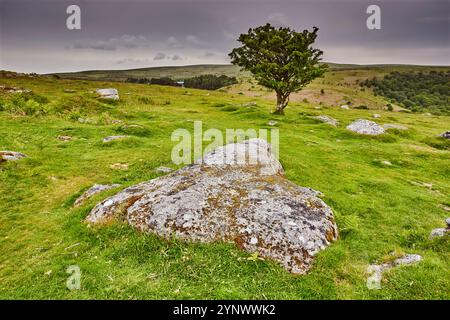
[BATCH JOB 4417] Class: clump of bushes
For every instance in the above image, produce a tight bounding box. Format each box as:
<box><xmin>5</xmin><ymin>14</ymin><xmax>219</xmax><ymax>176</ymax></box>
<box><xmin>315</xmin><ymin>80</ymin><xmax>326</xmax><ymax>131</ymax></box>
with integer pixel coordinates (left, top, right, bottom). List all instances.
<box><xmin>126</xmin><ymin>74</ymin><xmax>238</xmax><ymax>90</ymax></box>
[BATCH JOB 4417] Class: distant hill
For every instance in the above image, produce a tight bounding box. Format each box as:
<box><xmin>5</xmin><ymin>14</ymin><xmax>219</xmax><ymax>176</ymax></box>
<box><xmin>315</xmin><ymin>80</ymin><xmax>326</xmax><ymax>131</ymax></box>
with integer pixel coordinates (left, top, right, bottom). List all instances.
<box><xmin>51</xmin><ymin>63</ymin><xmax>449</xmax><ymax>82</ymax></box>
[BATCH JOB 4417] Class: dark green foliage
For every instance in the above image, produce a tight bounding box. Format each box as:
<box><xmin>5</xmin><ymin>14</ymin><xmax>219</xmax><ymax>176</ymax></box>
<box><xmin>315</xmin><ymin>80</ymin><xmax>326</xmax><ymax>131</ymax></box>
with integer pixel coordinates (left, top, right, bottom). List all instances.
<box><xmin>184</xmin><ymin>75</ymin><xmax>237</xmax><ymax>90</ymax></box>
<box><xmin>229</xmin><ymin>23</ymin><xmax>327</xmax><ymax>114</ymax></box>
<box><xmin>361</xmin><ymin>71</ymin><xmax>450</xmax><ymax>115</ymax></box>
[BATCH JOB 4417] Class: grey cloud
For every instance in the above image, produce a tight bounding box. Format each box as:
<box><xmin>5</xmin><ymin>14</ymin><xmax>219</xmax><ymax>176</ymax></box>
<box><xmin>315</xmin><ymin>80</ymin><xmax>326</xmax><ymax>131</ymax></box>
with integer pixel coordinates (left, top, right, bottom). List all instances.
<box><xmin>171</xmin><ymin>55</ymin><xmax>183</xmax><ymax>61</ymax></box>
<box><xmin>117</xmin><ymin>57</ymin><xmax>151</xmax><ymax>64</ymax></box>
<box><xmin>154</xmin><ymin>52</ymin><xmax>166</xmax><ymax>60</ymax></box>
<box><xmin>71</xmin><ymin>35</ymin><xmax>148</xmax><ymax>51</ymax></box>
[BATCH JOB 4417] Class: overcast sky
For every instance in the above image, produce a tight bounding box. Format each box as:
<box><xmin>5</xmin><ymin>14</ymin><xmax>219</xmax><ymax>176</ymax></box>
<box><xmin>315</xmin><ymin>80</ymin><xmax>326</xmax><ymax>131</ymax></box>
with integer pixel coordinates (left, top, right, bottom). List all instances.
<box><xmin>0</xmin><ymin>0</ymin><xmax>449</xmax><ymax>73</ymax></box>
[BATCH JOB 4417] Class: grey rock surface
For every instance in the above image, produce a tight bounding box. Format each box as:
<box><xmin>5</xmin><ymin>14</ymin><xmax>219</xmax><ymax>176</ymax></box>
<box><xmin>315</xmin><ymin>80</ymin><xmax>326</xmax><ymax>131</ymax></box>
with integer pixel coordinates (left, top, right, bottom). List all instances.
<box><xmin>74</xmin><ymin>184</ymin><xmax>121</xmax><ymax>207</ymax></box>
<box><xmin>102</xmin><ymin>135</ymin><xmax>130</xmax><ymax>143</ymax></box>
<box><xmin>383</xmin><ymin>124</ymin><xmax>408</xmax><ymax>130</ymax></box>
<box><xmin>96</xmin><ymin>88</ymin><xmax>119</xmax><ymax>100</ymax></box>
<box><xmin>347</xmin><ymin>119</ymin><xmax>385</xmax><ymax>135</ymax></box>
<box><xmin>313</xmin><ymin>115</ymin><xmax>339</xmax><ymax>126</ymax></box>
<box><xmin>429</xmin><ymin>218</ymin><xmax>450</xmax><ymax>239</ymax></box>
<box><xmin>86</xmin><ymin>139</ymin><xmax>338</xmax><ymax>274</ymax></box>
<box><xmin>429</xmin><ymin>228</ymin><xmax>448</xmax><ymax>239</ymax></box>
<box><xmin>0</xmin><ymin>151</ymin><xmax>27</xmax><ymax>162</ymax></box>
<box><xmin>440</xmin><ymin>131</ymin><xmax>450</xmax><ymax>139</ymax></box>
<box><xmin>368</xmin><ymin>254</ymin><xmax>423</xmax><ymax>285</ymax></box>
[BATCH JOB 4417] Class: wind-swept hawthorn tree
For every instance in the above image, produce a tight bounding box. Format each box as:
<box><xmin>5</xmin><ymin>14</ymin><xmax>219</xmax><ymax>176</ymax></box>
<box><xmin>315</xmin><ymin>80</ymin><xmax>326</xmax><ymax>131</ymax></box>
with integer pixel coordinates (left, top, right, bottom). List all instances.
<box><xmin>229</xmin><ymin>23</ymin><xmax>327</xmax><ymax>114</ymax></box>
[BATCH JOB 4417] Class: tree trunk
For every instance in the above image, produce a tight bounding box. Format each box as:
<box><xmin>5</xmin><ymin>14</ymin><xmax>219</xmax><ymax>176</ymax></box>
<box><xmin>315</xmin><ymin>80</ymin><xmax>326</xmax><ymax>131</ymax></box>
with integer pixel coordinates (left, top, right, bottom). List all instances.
<box><xmin>274</xmin><ymin>91</ymin><xmax>289</xmax><ymax>115</ymax></box>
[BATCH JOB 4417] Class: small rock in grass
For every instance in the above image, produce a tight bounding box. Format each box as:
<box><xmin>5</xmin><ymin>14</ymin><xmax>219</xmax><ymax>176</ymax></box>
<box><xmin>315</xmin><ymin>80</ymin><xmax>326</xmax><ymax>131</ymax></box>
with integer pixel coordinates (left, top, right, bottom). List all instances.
<box><xmin>369</xmin><ymin>254</ymin><xmax>422</xmax><ymax>284</ymax></box>
<box><xmin>155</xmin><ymin>166</ymin><xmax>173</xmax><ymax>174</ymax></box>
<box><xmin>74</xmin><ymin>184</ymin><xmax>121</xmax><ymax>207</ymax></box>
<box><xmin>63</xmin><ymin>89</ymin><xmax>76</xmax><ymax>93</ymax></box>
<box><xmin>267</xmin><ymin>120</ymin><xmax>278</xmax><ymax>126</ymax></box>
<box><xmin>382</xmin><ymin>160</ymin><xmax>392</xmax><ymax>166</ymax></box>
<box><xmin>110</xmin><ymin>163</ymin><xmax>129</xmax><ymax>170</ymax></box>
<box><xmin>383</xmin><ymin>124</ymin><xmax>408</xmax><ymax>130</ymax></box>
<box><xmin>57</xmin><ymin>135</ymin><xmax>72</xmax><ymax>141</ymax></box>
<box><xmin>102</xmin><ymin>135</ymin><xmax>130</xmax><ymax>143</ymax></box>
<box><xmin>392</xmin><ymin>254</ymin><xmax>422</xmax><ymax>266</ymax></box>
<box><xmin>428</xmin><ymin>218</ymin><xmax>450</xmax><ymax>239</ymax></box>
<box><xmin>438</xmin><ymin>204</ymin><xmax>450</xmax><ymax>212</ymax></box>
<box><xmin>340</xmin><ymin>105</ymin><xmax>349</xmax><ymax>110</ymax></box>
<box><xmin>429</xmin><ymin>228</ymin><xmax>448</xmax><ymax>239</ymax></box>
<box><xmin>439</xmin><ymin>131</ymin><xmax>450</xmax><ymax>139</ymax></box>
<box><xmin>96</xmin><ymin>88</ymin><xmax>119</xmax><ymax>100</ymax></box>
<box><xmin>0</xmin><ymin>151</ymin><xmax>27</xmax><ymax>162</ymax></box>
<box><xmin>347</xmin><ymin>119</ymin><xmax>385</xmax><ymax>135</ymax></box>
<box><xmin>313</xmin><ymin>115</ymin><xmax>338</xmax><ymax>126</ymax></box>
<box><xmin>373</xmin><ymin>114</ymin><xmax>381</xmax><ymax>118</ymax></box>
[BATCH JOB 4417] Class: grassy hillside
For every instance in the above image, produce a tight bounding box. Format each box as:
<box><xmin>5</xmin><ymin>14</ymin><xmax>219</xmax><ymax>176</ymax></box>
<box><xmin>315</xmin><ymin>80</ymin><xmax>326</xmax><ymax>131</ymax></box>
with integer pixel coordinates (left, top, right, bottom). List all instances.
<box><xmin>0</xmin><ymin>71</ymin><xmax>449</xmax><ymax>299</ymax></box>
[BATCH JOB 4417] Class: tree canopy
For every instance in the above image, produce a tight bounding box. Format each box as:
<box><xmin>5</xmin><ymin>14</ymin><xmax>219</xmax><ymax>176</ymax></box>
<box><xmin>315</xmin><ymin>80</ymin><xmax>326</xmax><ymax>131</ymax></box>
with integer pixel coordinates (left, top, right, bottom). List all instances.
<box><xmin>229</xmin><ymin>23</ymin><xmax>327</xmax><ymax>114</ymax></box>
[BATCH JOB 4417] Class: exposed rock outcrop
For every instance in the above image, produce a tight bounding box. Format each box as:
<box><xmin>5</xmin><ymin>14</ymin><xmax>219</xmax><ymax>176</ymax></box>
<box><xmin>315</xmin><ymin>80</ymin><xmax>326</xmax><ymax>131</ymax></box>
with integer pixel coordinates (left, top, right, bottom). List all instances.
<box><xmin>347</xmin><ymin>119</ymin><xmax>385</xmax><ymax>135</ymax></box>
<box><xmin>86</xmin><ymin>139</ymin><xmax>338</xmax><ymax>274</ymax></box>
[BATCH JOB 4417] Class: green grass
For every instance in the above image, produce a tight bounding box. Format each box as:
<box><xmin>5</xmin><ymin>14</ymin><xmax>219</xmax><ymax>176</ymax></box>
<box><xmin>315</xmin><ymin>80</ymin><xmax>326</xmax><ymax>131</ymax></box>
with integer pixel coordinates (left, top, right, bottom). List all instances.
<box><xmin>0</xmin><ymin>70</ymin><xmax>449</xmax><ymax>299</ymax></box>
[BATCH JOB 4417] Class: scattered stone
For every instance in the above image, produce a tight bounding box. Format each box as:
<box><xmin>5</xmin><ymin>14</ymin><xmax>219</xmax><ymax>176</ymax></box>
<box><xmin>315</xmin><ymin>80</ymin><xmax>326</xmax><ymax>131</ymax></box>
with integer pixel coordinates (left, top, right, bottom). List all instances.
<box><xmin>409</xmin><ymin>180</ymin><xmax>433</xmax><ymax>189</ymax></box>
<box><xmin>383</xmin><ymin>124</ymin><xmax>408</xmax><ymax>130</ymax></box>
<box><xmin>429</xmin><ymin>218</ymin><xmax>450</xmax><ymax>239</ymax></box>
<box><xmin>96</xmin><ymin>88</ymin><xmax>119</xmax><ymax>100</ymax></box>
<box><xmin>313</xmin><ymin>115</ymin><xmax>339</xmax><ymax>126</ymax></box>
<box><xmin>242</xmin><ymin>102</ymin><xmax>257</xmax><ymax>107</ymax></box>
<box><xmin>57</xmin><ymin>135</ymin><xmax>72</xmax><ymax>141</ymax></box>
<box><xmin>74</xmin><ymin>184</ymin><xmax>121</xmax><ymax>207</ymax></box>
<box><xmin>267</xmin><ymin>120</ymin><xmax>278</xmax><ymax>126</ymax></box>
<box><xmin>340</xmin><ymin>105</ymin><xmax>349</xmax><ymax>110</ymax></box>
<box><xmin>109</xmin><ymin>163</ymin><xmax>129</xmax><ymax>170</ymax></box>
<box><xmin>111</xmin><ymin>120</ymin><xmax>124</xmax><ymax>124</ymax></box>
<box><xmin>102</xmin><ymin>135</ymin><xmax>130</xmax><ymax>143</ymax></box>
<box><xmin>438</xmin><ymin>204</ymin><xmax>450</xmax><ymax>212</ymax></box>
<box><xmin>314</xmin><ymin>106</ymin><xmax>322</xmax><ymax>110</ymax></box>
<box><xmin>372</xmin><ymin>114</ymin><xmax>381</xmax><ymax>118</ymax></box>
<box><xmin>155</xmin><ymin>166</ymin><xmax>173</xmax><ymax>174</ymax></box>
<box><xmin>63</xmin><ymin>89</ymin><xmax>76</xmax><ymax>93</ymax></box>
<box><xmin>429</xmin><ymin>228</ymin><xmax>448</xmax><ymax>239</ymax></box>
<box><xmin>87</xmin><ymin>139</ymin><xmax>338</xmax><ymax>274</ymax></box>
<box><xmin>381</xmin><ymin>160</ymin><xmax>392</xmax><ymax>166</ymax></box>
<box><xmin>347</xmin><ymin>119</ymin><xmax>385</xmax><ymax>135</ymax></box>
<box><xmin>368</xmin><ymin>253</ymin><xmax>422</xmax><ymax>286</ymax></box>
<box><xmin>439</xmin><ymin>131</ymin><xmax>450</xmax><ymax>139</ymax></box>
<box><xmin>78</xmin><ymin>117</ymin><xmax>95</xmax><ymax>124</ymax></box>
<box><xmin>1</xmin><ymin>86</ymin><xmax>32</xmax><ymax>94</ymax></box>
<box><xmin>0</xmin><ymin>151</ymin><xmax>27</xmax><ymax>162</ymax></box>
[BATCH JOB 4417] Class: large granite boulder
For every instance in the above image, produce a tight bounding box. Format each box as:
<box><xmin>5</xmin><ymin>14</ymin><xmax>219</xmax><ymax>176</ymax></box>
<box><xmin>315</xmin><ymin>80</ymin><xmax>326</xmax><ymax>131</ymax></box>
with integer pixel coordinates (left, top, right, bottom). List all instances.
<box><xmin>86</xmin><ymin>139</ymin><xmax>338</xmax><ymax>274</ymax></box>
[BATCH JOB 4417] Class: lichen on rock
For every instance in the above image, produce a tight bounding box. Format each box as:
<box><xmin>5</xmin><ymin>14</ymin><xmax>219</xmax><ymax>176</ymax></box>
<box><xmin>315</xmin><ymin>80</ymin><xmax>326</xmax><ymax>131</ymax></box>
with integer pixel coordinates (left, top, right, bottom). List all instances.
<box><xmin>86</xmin><ymin>139</ymin><xmax>338</xmax><ymax>274</ymax></box>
